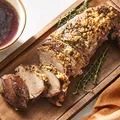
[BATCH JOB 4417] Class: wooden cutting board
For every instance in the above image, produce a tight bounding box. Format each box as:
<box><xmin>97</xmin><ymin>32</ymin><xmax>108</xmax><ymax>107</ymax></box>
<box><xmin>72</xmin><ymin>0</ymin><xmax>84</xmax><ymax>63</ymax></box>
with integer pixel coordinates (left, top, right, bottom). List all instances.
<box><xmin>0</xmin><ymin>0</ymin><xmax>119</xmax><ymax>120</ymax></box>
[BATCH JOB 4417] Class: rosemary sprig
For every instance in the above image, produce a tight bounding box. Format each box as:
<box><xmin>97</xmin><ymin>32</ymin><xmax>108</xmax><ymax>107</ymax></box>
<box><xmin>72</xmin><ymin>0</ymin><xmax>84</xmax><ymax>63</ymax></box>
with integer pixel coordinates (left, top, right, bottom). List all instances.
<box><xmin>73</xmin><ymin>46</ymin><xmax>109</xmax><ymax>95</ymax></box>
<box><xmin>84</xmin><ymin>0</ymin><xmax>89</xmax><ymax>9</ymax></box>
<box><xmin>57</xmin><ymin>0</ymin><xmax>89</xmax><ymax>28</ymax></box>
<box><xmin>73</xmin><ymin>60</ymin><xmax>95</xmax><ymax>95</ymax></box>
<box><xmin>92</xmin><ymin>47</ymin><xmax>108</xmax><ymax>85</ymax></box>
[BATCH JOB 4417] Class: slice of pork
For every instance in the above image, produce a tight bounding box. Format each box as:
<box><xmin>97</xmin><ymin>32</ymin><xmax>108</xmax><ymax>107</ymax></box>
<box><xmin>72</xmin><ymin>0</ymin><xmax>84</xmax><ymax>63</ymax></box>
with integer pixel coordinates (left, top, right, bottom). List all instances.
<box><xmin>41</xmin><ymin>64</ymin><xmax>70</xmax><ymax>105</ymax></box>
<box><xmin>38</xmin><ymin>46</ymin><xmax>65</xmax><ymax>74</ymax></box>
<box><xmin>1</xmin><ymin>74</ymin><xmax>29</xmax><ymax>109</ymax></box>
<box><xmin>40</xmin><ymin>65</ymin><xmax>61</xmax><ymax>97</ymax></box>
<box><xmin>15</xmin><ymin>65</ymin><xmax>45</xmax><ymax>99</ymax></box>
<box><xmin>43</xmin><ymin>70</ymin><xmax>60</xmax><ymax>97</ymax></box>
<box><xmin>38</xmin><ymin>39</ymin><xmax>85</xmax><ymax>77</ymax></box>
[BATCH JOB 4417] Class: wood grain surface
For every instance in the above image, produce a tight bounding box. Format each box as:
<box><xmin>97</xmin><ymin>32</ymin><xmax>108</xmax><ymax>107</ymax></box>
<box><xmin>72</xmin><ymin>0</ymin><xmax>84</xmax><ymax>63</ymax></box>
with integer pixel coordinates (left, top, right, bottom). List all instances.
<box><xmin>108</xmin><ymin>0</ymin><xmax>120</xmax><ymax>11</ymax></box>
<box><xmin>0</xmin><ymin>0</ymin><xmax>119</xmax><ymax>120</ymax></box>
<box><xmin>111</xmin><ymin>0</ymin><xmax>120</xmax><ymax>9</ymax></box>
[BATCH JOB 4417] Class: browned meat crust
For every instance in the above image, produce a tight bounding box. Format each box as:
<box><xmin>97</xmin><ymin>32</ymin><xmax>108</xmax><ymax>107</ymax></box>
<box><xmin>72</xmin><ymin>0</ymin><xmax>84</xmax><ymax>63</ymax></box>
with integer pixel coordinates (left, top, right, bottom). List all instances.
<box><xmin>50</xmin><ymin>5</ymin><xmax>120</xmax><ymax>59</ymax></box>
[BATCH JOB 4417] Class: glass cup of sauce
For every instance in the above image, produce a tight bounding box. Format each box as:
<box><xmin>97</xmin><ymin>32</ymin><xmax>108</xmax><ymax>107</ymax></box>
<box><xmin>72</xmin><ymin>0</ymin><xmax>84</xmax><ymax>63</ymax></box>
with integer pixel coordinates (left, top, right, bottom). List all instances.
<box><xmin>0</xmin><ymin>0</ymin><xmax>26</xmax><ymax>50</ymax></box>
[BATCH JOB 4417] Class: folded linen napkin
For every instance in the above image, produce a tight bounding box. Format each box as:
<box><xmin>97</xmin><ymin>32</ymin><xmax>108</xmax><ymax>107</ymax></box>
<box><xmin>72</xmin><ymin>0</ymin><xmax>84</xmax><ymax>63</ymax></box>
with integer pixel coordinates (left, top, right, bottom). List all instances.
<box><xmin>84</xmin><ymin>76</ymin><xmax>120</xmax><ymax>120</ymax></box>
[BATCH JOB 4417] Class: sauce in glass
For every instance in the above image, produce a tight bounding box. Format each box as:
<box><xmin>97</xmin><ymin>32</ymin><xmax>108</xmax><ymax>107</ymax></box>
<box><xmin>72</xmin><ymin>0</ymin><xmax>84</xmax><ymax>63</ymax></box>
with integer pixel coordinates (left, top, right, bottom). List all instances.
<box><xmin>0</xmin><ymin>0</ymin><xmax>18</xmax><ymax>47</ymax></box>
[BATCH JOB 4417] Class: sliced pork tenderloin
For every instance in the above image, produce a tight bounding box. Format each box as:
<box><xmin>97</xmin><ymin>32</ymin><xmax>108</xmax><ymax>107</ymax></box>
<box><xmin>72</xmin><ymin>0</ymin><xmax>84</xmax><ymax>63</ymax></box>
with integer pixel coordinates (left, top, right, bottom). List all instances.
<box><xmin>15</xmin><ymin>65</ymin><xmax>46</xmax><ymax>99</ymax></box>
<box><xmin>1</xmin><ymin>74</ymin><xmax>29</xmax><ymax>110</ymax></box>
<box><xmin>41</xmin><ymin>65</ymin><xmax>70</xmax><ymax>106</ymax></box>
<box><xmin>38</xmin><ymin>46</ymin><xmax>65</xmax><ymax>75</ymax></box>
<box><xmin>41</xmin><ymin>64</ymin><xmax>69</xmax><ymax>98</ymax></box>
<box><xmin>38</xmin><ymin>39</ymin><xmax>86</xmax><ymax>77</ymax></box>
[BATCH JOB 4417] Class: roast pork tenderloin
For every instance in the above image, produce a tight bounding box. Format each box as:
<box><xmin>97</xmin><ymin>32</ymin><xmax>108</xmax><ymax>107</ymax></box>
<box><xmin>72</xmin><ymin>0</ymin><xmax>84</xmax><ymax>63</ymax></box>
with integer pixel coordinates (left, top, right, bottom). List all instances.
<box><xmin>0</xmin><ymin>5</ymin><xmax>119</xmax><ymax>110</ymax></box>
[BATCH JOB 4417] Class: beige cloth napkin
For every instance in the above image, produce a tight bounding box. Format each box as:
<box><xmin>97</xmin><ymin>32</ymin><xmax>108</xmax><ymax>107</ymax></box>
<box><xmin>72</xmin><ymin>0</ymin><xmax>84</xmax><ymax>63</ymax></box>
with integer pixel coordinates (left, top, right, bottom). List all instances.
<box><xmin>84</xmin><ymin>77</ymin><xmax>120</xmax><ymax>120</ymax></box>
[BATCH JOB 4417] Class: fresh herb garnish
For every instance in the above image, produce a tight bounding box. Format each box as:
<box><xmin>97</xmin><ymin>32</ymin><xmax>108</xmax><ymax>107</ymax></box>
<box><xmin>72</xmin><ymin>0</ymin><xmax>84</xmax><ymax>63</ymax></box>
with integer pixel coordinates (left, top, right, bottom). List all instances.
<box><xmin>73</xmin><ymin>46</ymin><xmax>109</xmax><ymax>95</ymax></box>
<box><xmin>57</xmin><ymin>0</ymin><xmax>90</xmax><ymax>28</ymax></box>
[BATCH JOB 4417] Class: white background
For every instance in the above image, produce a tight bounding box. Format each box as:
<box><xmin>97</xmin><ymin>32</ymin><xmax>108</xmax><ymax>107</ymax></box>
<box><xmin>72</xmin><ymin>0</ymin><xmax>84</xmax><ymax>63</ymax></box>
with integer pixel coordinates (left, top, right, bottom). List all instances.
<box><xmin>0</xmin><ymin>0</ymin><xmax>96</xmax><ymax>119</ymax></box>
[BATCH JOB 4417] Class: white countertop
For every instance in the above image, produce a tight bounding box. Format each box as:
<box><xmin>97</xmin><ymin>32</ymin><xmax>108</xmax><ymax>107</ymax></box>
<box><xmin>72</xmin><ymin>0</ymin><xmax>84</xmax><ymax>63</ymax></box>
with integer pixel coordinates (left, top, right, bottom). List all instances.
<box><xmin>0</xmin><ymin>0</ymin><xmax>97</xmax><ymax>119</ymax></box>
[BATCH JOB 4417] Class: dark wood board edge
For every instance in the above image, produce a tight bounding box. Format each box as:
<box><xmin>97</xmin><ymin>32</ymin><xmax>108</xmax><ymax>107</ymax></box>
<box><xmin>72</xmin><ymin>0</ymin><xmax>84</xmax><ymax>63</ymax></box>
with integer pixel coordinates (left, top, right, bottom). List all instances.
<box><xmin>57</xmin><ymin>65</ymin><xmax>120</xmax><ymax>120</ymax></box>
<box><xmin>0</xmin><ymin>0</ymin><xmax>84</xmax><ymax>71</ymax></box>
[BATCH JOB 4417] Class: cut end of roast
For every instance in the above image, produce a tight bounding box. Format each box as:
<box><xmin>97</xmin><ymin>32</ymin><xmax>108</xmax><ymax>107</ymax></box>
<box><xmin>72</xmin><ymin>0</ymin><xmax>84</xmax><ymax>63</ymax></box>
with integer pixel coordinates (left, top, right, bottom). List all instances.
<box><xmin>1</xmin><ymin>74</ymin><xmax>29</xmax><ymax>110</ymax></box>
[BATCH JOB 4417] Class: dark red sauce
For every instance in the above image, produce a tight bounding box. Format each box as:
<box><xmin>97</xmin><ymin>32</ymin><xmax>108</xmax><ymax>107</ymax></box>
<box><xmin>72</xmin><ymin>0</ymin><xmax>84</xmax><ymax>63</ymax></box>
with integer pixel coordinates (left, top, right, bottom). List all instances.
<box><xmin>0</xmin><ymin>0</ymin><xmax>18</xmax><ymax>47</ymax></box>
